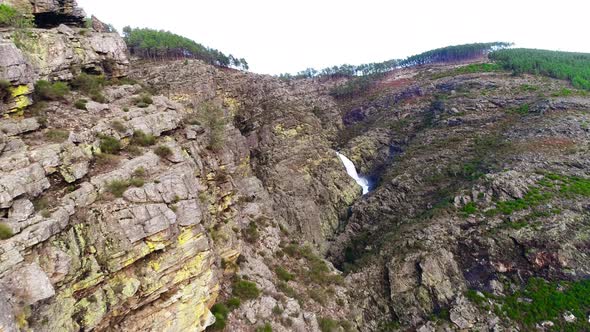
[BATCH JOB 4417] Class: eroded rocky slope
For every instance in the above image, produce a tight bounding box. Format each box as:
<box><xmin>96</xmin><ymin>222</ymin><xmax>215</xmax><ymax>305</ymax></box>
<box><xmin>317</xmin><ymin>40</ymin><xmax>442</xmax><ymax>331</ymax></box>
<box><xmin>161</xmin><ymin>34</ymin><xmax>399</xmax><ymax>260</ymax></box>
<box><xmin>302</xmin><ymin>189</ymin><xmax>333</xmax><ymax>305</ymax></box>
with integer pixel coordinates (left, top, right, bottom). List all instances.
<box><xmin>328</xmin><ymin>66</ymin><xmax>590</xmax><ymax>331</ymax></box>
<box><xmin>0</xmin><ymin>3</ymin><xmax>360</xmax><ymax>331</ymax></box>
<box><xmin>2</xmin><ymin>3</ymin><xmax>590</xmax><ymax>331</ymax></box>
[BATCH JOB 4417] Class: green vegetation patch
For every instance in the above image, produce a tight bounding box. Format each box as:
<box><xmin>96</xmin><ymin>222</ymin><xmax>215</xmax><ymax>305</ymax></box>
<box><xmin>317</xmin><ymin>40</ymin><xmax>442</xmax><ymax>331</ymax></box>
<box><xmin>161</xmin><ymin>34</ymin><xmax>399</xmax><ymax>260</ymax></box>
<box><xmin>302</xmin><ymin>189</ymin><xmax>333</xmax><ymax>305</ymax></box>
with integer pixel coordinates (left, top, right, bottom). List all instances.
<box><xmin>71</xmin><ymin>73</ymin><xmax>107</xmax><ymax>103</ymax></box>
<box><xmin>0</xmin><ymin>4</ymin><xmax>33</xmax><ymax>28</ymax></box>
<box><xmin>490</xmin><ymin>48</ymin><xmax>590</xmax><ymax>90</ymax></box>
<box><xmin>275</xmin><ymin>266</ymin><xmax>295</xmax><ymax>282</ymax></box>
<box><xmin>492</xmin><ymin>278</ymin><xmax>590</xmax><ymax>331</ymax></box>
<box><xmin>432</xmin><ymin>63</ymin><xmax>503</xmax><ymax>79</ymax></box>
<box><xmin>232</xmin><ymin>279</ymin><xmax>260</xmax><ymax>300</ymax></box>
<box><xmin>544</xmin><ymin>173</ymin><xmax>590</xmax><ymax>198</ymax></box>
<box><xmin>284</xmin><ymin>244</ymin><xmax>343</xmax><ymax>285</ymax></box>
<box><xmin>110</xmin><ymin>120</ymin><xmax>127</xmax><ymax>133</ymax></box>
<box><xmin>0</xmin><ymin>223</ymin><xmax>14</xmax><ymax>240</ymax></box>
<box><xmin>460</xmin><ymin>202</ymin><xmax>478</xmax><ymax>216</ymax></box>
<box><xmin>317</xmin><ymin>317</ymin><xmax>352</xmax><ymax>332</ymax></box>
<box><xmin>99</xmin><ymin>135</ymin><xmax>122</xmax><ymax>154</ymax></box>
<box><xmin>552</xmin><ymin>88</ymin><xmax>574</xmax><ymax>97</ymax></box>
<box><xmin>196</xmin><ymin>103</ymin><xmax>226</xmax><ymax>151</ymax></box>
<box><xmin>208</xmin><ymin>298</ymin><xmax>241</xmax><ymax>331</ymax></box>
<box><xmin>123</xmin><ymin>26</ymin><xmax>248</xmax><ymax>69</ymax></box>
<box><xmin>494</xmin><ymin>188</ymin><xmax>552</xmax><ymax>215</ymax></box>
<box><xmin>255</xmin><ymin>323</ymin><xmax>273</xmax><ymax>332</ymax></box>
<box><xmin>153</xmin><ymin>145</ymin><xmax>172</xmax><ymax>159</ymax></box>
<box><xmin>131</xmin><ymin>130</ymin><xmax>156</xmax><ymax>146</ymax></box>
<box><xmin>34</xmin><ymin>80</ymin><xmax>70</xmax><ymax>101</ymax></box>
<box><xmin>74</xmin><ymin>99</ymin><xmax>88</xmax><ymax>110</ymax></box>
<box><xmin>484</xmin><ymin>173</ymin><xmax>590</xmax><ymax>217</ymax></box>
<box><xmin>105</xmin><ymin>177</ymin><xmax>144</xmax><ymax>198</ymax></box>
<box><xmin>134</xmin><ymin>93</ymin><xmax>153</xmax><ymax>108</ymax></box>
<box><xmin>330</xmin><ymin>75</ymin><xmax>378</xmax><ymax>99</ymax></box>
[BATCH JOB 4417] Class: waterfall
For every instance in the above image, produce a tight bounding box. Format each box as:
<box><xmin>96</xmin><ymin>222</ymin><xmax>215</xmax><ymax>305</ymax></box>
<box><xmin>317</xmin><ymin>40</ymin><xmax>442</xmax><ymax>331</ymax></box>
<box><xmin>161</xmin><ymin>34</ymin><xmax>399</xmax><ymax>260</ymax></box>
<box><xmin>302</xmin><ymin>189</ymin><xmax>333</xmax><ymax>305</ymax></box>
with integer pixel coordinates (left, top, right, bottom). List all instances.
<box><xmin>336</xmin><ymin>152</ymin><xmax>370</xmax><ymax>195</ymax></box>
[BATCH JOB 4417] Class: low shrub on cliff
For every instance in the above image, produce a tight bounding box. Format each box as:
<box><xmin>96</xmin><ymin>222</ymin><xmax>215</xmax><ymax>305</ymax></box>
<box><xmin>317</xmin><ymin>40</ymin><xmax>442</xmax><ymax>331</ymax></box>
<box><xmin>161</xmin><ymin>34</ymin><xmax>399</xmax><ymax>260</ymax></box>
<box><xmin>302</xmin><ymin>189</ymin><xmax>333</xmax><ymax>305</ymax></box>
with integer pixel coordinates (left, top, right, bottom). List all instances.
<box><xmin>209</xmin><ymin>303</ymin><xmax>229</xmax><ymax>330</ymax></box>
<box><xmin>134</xmin><ymin>93</ymin><xmax>153</xmax><ymax>108</ymax></box>
<box><xmin>105</xmin><ymin>180</ymin><xmax>130</xmax><ymax>197</ymax></box>
<box><xmin>232</xmin><ymin>279</ymin><xmax>260</xmax><ymax>300</ymax></box>
<box><xmin>275</xmin><ymin>266</ymin><xmax>294</xmax><ymax>282</ymax></box>
<box><xmin>0</xmin><ymin>4</ymin><xmax>32</xmax><ymax>28</ymax></box>
<box><xmin>209</xmin><ymin>298</ymin><xmax>241</xmax><ymax>331</ymax></box>
<box><xmin>283</xmin><ymin>244</ymin><xmax>343</xmax><ymax>285</ymax></box>
<box><xmin>99</xmin><ymin>135</ymin><xmax>122</xmax><ymax>154</ymax></box>
<box><xmin>0</xmin><ymin>223</ymin><xmax>13</xmax><ymax>240</ymax></box>
<box><xmin>330</xmin><ymin>75</ymin><xmax>376</xmax><ymax>99</ymax></box>
<box><xmin>241</xmin><ymin>222</ymin><xmax>259</xmax><ymax>243</ymax></box>
<box><xmin>318</xmin><ymin>317</ymin><xmax>339</xmax><ymax>332</ymax></box>
<box><xmin>34</xmin><ymin>80</ymin><xmax>70</xmax><ymax>101</ymax></box>
<box><xmin>132</xmin><ymin>167</ymin><xmax>146</xmax><ymax>178</ymax></box>
<box><xmin>74</xmin><ymin>99</ymin><xmax>88</xmax><ymax>110</ymax></box>
<box><xmin>199</xmin><ymin>102</ymin><xmax>226</xmax><ymax>151</ymax></box>
<box><xmin>131</xmin><ymin>130</ymin><xmax>156</xmax><ymax>146</ymax></box>
<box><xmin>110</xmin><ymin>120</ymin><xmax>127</xmax><ymax>133</ymax></box>
<box><xmin>71</xmin><ymin>73</ymin><xmax>107</xmax><ymax>102</ymax></box>
<box><xmin>154</xmin><ymin>145</ymin><xmax>172</xmax><ymax>159</ymax></box>
<box><xmin>0</xmin><ymin>4</ymin><xmax>17</xmax><ymax>26</ymax></box>
<box><xmin>105</xmin><ymin>177</ymin><xmax>144</xmax><ymax>197</ymax></box>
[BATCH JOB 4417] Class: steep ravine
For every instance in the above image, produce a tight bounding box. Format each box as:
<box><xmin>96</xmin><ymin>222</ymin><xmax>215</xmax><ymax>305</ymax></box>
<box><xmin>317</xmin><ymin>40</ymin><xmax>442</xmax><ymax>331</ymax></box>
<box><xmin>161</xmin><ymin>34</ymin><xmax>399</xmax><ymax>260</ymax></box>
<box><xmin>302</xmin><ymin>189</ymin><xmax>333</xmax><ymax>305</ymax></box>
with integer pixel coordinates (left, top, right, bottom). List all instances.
<box><xmin>3</xmin><ymin>3</ymin><xmax>590</xmax><ymax>330</ymax></box>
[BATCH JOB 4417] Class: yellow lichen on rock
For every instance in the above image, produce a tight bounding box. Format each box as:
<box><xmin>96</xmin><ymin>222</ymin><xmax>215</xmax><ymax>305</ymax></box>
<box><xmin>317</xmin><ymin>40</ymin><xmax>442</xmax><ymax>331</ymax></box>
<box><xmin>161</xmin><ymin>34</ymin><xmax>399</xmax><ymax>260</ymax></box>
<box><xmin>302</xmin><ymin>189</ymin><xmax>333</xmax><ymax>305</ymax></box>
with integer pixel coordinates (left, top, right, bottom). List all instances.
<box><xmin>171</xmin><ymin>93</ymin><xmax>191</xmax><ymax>104</ymax></box>
<box><xmin>172</xmin><ymin>251</ymin><xmax>208</xmax><ymax>284</ymax></box>
<box><xmin>223</xmin><ymin>96</ymin><xmax>241</xmax><ymax>117</ymax></box>
<box><xmin>7</xmin><ymin>84</ymin><xmax>31</xmax><ymax>114</ymax></box>
<box><xmin>273</xmin><ymin>123</ymin><xmax>306</xmax><ymax>139</ymax></box>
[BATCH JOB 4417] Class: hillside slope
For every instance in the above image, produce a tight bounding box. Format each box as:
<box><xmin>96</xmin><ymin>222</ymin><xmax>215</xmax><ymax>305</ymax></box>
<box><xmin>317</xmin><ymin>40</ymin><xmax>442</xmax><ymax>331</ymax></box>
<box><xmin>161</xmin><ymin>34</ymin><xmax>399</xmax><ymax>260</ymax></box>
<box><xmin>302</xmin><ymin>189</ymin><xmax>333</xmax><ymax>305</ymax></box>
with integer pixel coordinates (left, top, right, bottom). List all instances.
<box><xmin>1</xmin><ymin>4</ymin><xmax>590</xmax><ymax>331</ymax></box>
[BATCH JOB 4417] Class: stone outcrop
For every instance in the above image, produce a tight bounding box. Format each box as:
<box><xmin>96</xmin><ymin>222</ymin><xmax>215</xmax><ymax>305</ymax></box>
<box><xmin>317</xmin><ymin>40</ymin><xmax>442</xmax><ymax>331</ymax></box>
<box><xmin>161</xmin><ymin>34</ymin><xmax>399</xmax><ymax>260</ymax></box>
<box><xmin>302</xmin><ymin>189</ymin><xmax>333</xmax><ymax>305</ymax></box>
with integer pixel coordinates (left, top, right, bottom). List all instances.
<box><xmin>0</xmin><ymin>86</ymin><xmax>213</xmax><ymax>331</ymax></box>
<box><xmin>4</xmin><ymin>0</ymin><xmax>86</xmax><ymax>27</ymax></box>
<box><xmin>0</xmin><ymin>55</ymin><xmax>359</xmax><ymax>330</ymax></box>
<box><xmin>0</xmin><ymin>2</ymin><xmax>128</xmax><ymax>116</ymax></box>
<box><xmin>131</xmin><ymin>60</ymin><xmax>360</xmax><ymax>249</ymax></box>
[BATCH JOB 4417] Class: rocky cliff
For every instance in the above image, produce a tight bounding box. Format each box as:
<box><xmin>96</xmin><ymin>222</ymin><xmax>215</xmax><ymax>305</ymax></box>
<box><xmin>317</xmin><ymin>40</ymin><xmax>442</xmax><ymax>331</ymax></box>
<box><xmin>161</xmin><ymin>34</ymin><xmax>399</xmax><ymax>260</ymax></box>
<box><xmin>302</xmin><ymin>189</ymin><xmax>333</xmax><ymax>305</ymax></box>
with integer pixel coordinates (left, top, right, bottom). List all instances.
<box><xmin>2</xmin><ymin>4</ymin><xmax>590</xmax><ymax>332</ymax></box>
<box><xmin>0</xmin><ymin>4</ymin><xmax>360</xmax><ymax>331</ymax></box>
<box><xmin>1</xmin><ymin>9</ymin><xmax>128</xmax><ymax>116</ymax></box>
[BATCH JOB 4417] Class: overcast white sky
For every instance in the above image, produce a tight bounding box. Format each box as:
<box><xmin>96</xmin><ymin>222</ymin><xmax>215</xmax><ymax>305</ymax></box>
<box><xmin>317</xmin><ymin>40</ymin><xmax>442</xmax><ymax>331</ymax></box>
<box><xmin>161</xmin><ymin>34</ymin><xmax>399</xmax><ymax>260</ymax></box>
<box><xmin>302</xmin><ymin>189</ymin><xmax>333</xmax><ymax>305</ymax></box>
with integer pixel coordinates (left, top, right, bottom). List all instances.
<box><xmin>78</xmin><ymin>0</ymin><xmax>589</xmax><ymax>75</ymax></box>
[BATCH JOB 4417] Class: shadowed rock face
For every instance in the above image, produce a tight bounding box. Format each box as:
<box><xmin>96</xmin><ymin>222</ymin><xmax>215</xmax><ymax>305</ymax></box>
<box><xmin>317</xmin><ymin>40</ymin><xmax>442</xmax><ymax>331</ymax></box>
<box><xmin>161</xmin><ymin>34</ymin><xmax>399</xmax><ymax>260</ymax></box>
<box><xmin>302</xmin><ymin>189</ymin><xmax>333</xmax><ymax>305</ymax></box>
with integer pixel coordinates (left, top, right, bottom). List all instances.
<box><xmin>5</xmin><ymin>0</ymin><xmax>86</xmax><ymax>27</ymax></box>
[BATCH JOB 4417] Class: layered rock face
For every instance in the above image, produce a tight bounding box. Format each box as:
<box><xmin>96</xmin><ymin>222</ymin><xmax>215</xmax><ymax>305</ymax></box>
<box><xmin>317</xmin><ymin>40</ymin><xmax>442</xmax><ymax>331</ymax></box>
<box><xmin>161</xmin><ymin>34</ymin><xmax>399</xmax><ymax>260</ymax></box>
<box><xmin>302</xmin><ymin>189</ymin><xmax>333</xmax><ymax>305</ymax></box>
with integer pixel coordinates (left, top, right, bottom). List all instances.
<box><xmin>0</xmin><ymin>88</ymin><xmax>216</xmax><ymax>331</ymax></box>
<box><xmin>131</xmin><ymin>61</ymin><xmax>360</xmax><ymax>249</ymax></box>
<box><xmin>137</xmin><ymin>62</ymin><xmax>364</xmax><ymax>245</ymax></box>
<box><xmin>1</xmin><ymin>29</ymin><xmax>360</xmax><ymax>332</ymax></box>
<box><xmin>0</xmin><ymin>12</ymin><xmax>128</xmax><ymax>116</ymax></box>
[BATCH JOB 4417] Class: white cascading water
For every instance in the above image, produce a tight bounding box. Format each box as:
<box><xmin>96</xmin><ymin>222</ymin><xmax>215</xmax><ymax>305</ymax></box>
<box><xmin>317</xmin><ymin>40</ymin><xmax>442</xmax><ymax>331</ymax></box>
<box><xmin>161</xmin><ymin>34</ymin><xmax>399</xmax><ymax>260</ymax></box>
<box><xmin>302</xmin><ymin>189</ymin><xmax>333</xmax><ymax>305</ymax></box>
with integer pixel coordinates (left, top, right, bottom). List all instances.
<box><xmin>336</xmin><ymin>152</ymin><xmax>370</xmax><ymax>195</ymax></box>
